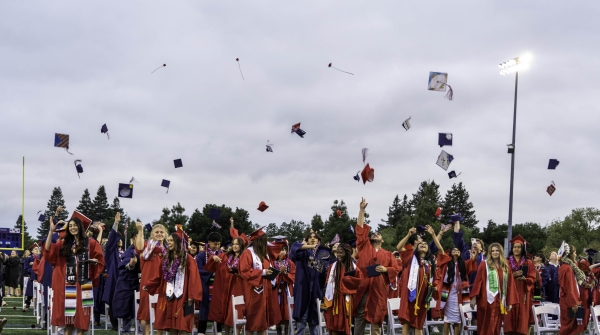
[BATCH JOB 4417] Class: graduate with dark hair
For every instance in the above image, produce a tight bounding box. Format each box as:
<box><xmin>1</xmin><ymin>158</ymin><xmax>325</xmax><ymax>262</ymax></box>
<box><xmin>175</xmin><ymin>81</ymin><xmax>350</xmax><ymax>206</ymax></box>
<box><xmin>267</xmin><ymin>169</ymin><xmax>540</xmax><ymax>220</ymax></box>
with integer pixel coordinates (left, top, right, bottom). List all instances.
<box><xmin>112</xmin><ymin>229</ymin><xmax>141</xmax><ymax>334</ymax></box>
<box><xmin>503</xmin><ymin>235</ymin><xmax>536</xmax><ymax>335</ymax></box>
<box><xmin>196</xmin><ymin>231</ymin><xmax>224</xmax><ymax>335</ymax></box>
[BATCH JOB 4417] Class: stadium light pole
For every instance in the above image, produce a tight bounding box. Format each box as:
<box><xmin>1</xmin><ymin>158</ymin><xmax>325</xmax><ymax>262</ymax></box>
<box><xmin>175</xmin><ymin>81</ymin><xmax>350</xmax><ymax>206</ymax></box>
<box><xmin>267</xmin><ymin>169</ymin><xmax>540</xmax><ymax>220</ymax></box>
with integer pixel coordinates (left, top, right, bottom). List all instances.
<box><xmin>499</xmin><ymin>53</ymin><xmax>532</xmax><ymax>244</ymax></box>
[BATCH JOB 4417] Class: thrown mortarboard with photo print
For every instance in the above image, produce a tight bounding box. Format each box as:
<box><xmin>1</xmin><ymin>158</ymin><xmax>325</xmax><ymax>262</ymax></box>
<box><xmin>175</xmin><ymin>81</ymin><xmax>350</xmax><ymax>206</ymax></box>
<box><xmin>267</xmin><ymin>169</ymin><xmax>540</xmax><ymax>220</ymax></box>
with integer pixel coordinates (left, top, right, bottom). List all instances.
<box><xmin>428</xmin><ymin>72</ymin><xmax>453</xmax><ymax>100</ymax></box>
<box><xmin>118</xmin><ymin>183</ymin><xmax>133</xmax><ymax>198</ymax></box>
<box><xmin>436</xmin><ymin>150</ymin><xmax>454</xmax><ymax>171</ymax></box>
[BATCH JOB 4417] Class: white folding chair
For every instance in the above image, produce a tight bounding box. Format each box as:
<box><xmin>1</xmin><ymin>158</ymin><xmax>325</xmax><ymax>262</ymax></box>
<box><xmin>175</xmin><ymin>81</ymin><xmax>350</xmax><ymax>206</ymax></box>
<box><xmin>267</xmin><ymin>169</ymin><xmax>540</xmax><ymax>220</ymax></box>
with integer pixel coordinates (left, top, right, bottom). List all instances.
<box><xmin>33</xmin><ymin>281</ymin><xmax>40</xmax><ymax>318</ymax></box>
<box><xmin>424</xmin><ymin>299</ymin><xmax>445</xmax><ymax>335</ymax></box>
<box><xmin>286</xmin><ymin>287</ymin><xmax>295</xmax><ymax>335</ymax></box>
<box><xmin>458</xmin><ymin>303</ymin><xmax>477</xmax><ymax>335</ymax></box>
<box><xmin>386</xmin><ymin>298</ymin><xmax>402</xmax><ymax>335</ymax></box>
<box><xmin>149</xmin><ymin>294</ymin><xmax>158</xmax><ymax>335</ymax></box>
<box><xmin>232</xmin><ymin>295</ymin><xmax>246</xmax><ymax>335</ymax></box>
<box><xmin>134</xmin><ymin>290</ymin><xmax>140</xmax><ymax>335</ymax></box>
<box><xmin>23</xmin><ymin>276</ymin><xmax>29</xmax><ymax>309</ymax></box>
<box><xmin>590</xmin><ymin>305</ymin><xmax>600</xmax><ymax>335</ymax></box>
<box><xmin>532</xmin><ymin>304</ymin><xmax>560</xmax><ymax>335</ymax></box>
<box><xmin>316</xmin><ymin>298</ymin><xmax>328</xmax><ymax>335</ymax></box>
<box><xmin>48</xmin><ymin>287</ymin><xmax>55</xmax><ymax>335</ymax></box>
<box><xmin>105</xmin><ymin>303</ymin><xmax>110</xmax><ymax>330</ymax></box>
<box><xmin>541</xmin><ymin>302</ymin><xmax>560</xmax><ymax>328</ymax></box>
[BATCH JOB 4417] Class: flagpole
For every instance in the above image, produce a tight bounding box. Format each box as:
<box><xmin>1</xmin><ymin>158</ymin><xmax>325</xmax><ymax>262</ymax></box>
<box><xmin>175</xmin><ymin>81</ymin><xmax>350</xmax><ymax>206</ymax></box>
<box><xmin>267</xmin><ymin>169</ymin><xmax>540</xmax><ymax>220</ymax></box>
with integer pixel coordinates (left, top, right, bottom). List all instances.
<box><xmin>21</xmin><ymin>156</ymin><xmax>25</xmax><ymax>250</ymax></box>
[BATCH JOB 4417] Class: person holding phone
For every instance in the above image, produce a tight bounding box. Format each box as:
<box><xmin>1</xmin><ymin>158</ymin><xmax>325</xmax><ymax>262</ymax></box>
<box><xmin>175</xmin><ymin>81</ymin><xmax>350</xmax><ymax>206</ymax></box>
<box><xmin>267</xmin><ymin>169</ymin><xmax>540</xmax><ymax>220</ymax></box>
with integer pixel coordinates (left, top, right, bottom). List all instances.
<box><xmin>503</xmin><ymin>235</ymin><xmax>536</xmax><ymax>335</ymax></box>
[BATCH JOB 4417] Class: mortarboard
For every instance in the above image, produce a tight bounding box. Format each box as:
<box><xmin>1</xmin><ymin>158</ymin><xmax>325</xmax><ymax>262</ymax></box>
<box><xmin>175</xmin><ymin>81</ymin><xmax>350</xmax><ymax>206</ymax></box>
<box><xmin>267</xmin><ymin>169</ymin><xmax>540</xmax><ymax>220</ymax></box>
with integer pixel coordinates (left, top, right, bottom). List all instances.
<box><xmin>257</xmin><ymin>201</ymin><xmax>269</xmax><ymax>212</ymax></box>
<box><xmin>74</xmin><ymin>160</ymin><xmax>83</xmax><ymax>178</ymax></box>
<box><xmin>361</xmin><ymin>163</ymin><xmax>374</xmax><ymax>185</ymax></box>
<box><xmin>366</xmin><ymin>264</ymin><xmax>381</xmax><ymax>277</ymax></box>
<box><xmin>209</xmin><ymin>208</ymin><xmax>222</xmax><ymax>228</ymax></box>
<box><xmin>70</xmin><ymin>210</ymin><xmax>93</xmax><ymax>232</ymax></box>
<box><xmin>118</xmin><ymin>183</ymin><xmax>133</xmax><ymax>198</ymax></box>
<box><xmin>434</xmin><ymin>207</ymin><xmax>442</xmax><ymax>220</ymax></box>
<box><xmin>348</xmin><ymin>239</ymin><xmax>356</xmax><ymax>248</ymax></box>
<box><xmin>174</xmin><ymin>159</ymin><xmax>183</xmax><ymax>168</ymax></box>
<box><xmin>428</xmin><ymin>72</ymin><xmax>453</xmax><ymax>100</ymax></box>
<box><xmin>38</xmin><ymin>211</ymin><xmax>45</xmax><ymax>222</ymax></box>
<box><xmin>266</xmin><ymin>140</ymin><xmax>274</xmax><ymax>153</ymax></box>
<box><xmin>330</xmin><ymin>234</ymin><xmax>340</xmax><ymax>245</ymax></box>
<box><xmin>557</xmin><ymin>241</ymin><xmax>568</xmax><ymax>258</ymax></box>
<box><xmin>174</xmin><ymin>224</ymin><xmax>190</xmax><ymax>250</ymax></box>
<box><xmin>336</xmin><ymin>209</ymin><xmax>342</xmax><ymax>218</ymax></box>
<box><xmin>586</xmin><ymin>248</ymin><xmax>598</xmax><ymax>257</ymax></box>
<box><xmin>509</xmin><ymin>234</ymin><xmax>527</xmax><ymax>246</ymax></box>
<box><xmin>291</xmin><ymin>123</ymin><xmax>306</xmax><ymax>138</ymax></box>
<box><xmin>436</xmin><ymin>150</ymin><xmax>454</xmax><ymax>171</ymax></box>
<box><xmin>54</xmin><ymin>133</ymin><xmax>73</xmax><ymax>154</ymax></box>
<box><xmin>548</xmin><ymin>159</ymin><xmax>559</xmax><ymax>170</ymax></box>
<box><xmin>101</xmin><ymin>124</ymin><xmax>109</xmax><ymax>139</ymax></box>
<box><xmin>416</xmin><ymin>225</ymin><xmax>426</xmax><ymax>234</ymax></box>
<box><xmin>28</xmin><ymin>242</ymin><xmax>41</xmax><ymax>250</ymax></box>
<box><xmin>250</xmin><ymin>226</ymin><xmax>267</xmax><ymax>241</ymax></box>
<box><xmin>547</xmin><ymin>181</ymin><xmax>556</xmax><ymax>196</ymax></box>
<box><xmin>402</xmin><ymin>116</ymin><xmax>411</xmax><ymax>131</ymax></box>
<box><xmin>449</xmin><ymin>213</ymin><xmax>463</xmax><ymax>223</ymax></box>
<box><xmin>144</xmin><ymin>223</ymin><xmax>152</xmax><ymax>232</ymax></box>
<box><xmin>438</xmin><ymin>133</ymin><xmax>453</xmax><ymax>147</ymax></box>
<box><xmin>328</xmin><ymin>62</ymin><xmax>354</xmax><ymax>75</ymax></box>
<box><xmin>54</xmin><ymin>221</ymin><xmax>66</xmax><ymax>232</ymax></box>
<box><xmin>353</xmin><ymin>171</ymin><xmax>360</xmax><ymax>182</ymax></box>
<box><xmin>448</xmin><ymin>170</ymin><xmax>462</xmax><ymax>179</ymax></box>
<box><xmin>161</xmin><ymin>179</ymin><xmax>170</xmax><ymax>193</ymax></box>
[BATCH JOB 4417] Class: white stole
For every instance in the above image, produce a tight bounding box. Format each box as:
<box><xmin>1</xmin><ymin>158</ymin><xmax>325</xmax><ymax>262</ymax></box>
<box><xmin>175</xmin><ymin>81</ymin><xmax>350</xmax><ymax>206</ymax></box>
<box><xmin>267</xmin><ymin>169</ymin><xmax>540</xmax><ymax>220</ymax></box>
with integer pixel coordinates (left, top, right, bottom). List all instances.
<box><xmin>407</xmin><ymin>255</ymin><xmax>419</xmax><ymax>292</ymax></box>
<box><xmin>486</xmin><ymin>262</ymin><xmax>498</xmax><ymax>304</ymax></box>
<box><xmin>165</xmin><ymin>266</ymin><xmax>186</xmax><ymax>299</ymax></box>
<box><xmin>325</xmin><ymin>261</ymin><xmax>356</xmax><ymax>301</ymax></box>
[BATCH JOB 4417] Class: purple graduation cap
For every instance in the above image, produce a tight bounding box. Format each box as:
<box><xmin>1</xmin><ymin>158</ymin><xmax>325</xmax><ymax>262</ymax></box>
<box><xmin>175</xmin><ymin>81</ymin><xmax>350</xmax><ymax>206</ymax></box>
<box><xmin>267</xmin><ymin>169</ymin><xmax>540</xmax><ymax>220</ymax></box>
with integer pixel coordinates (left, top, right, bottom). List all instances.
<box><xmin>101</xmin><ymin>124</ymin><xmax>109</xmax><ymax>139</ymax></box>
<box><xmin>209</xmin><ymin>208</ymin><xmax>222</xmax><ymax>229</ymax></box>
<box><xmin>548</xmin><ymin>159</ymin><xmax>559</xmax><ymax>169</ymax></box>
<box><xmin>438</xmin><ymin>133</ymin><xmax>453</xmax><ymax>147</ymax></box>
<box><xmin>74</xmin><ymin>160</ymin><xmax>83</xmax><ymax>178</ymax></box>
<box><xmin>174</xmin><ymin>159</ymin><xmax>183</xmax><ymax>168</ymax></box>
<box><xmin>161</xmin><ymin>179</ymin><xmax>170</xmax><ymax>193</ymax></box>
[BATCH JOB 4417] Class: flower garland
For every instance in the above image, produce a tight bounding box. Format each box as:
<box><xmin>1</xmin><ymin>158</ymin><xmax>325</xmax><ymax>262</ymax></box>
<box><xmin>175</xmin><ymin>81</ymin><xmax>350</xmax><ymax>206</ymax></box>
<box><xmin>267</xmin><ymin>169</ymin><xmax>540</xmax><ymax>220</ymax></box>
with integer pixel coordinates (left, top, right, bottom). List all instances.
<box><xmin>205</xmin><ymin>246</ymin><xmax>222</xmax><ymax>263</ymax></box>
<box><xmin>508</xmin><ymin>255</ymin><xmax>525</xmax><ymax>272</ymax></box>
<box><xmin>227</xmin><ymin>255</ymin><xmax>240</xmax><ymax>270</ymax></box>
<box><xmin>273</xmin><ymin>258</ymin><xmax>289</xmax><ymax>271</ymax></box>
<box><xmin>162</xmin><ymin>257</ymin><xmax>181</xmax><ymax>282</ymax></box>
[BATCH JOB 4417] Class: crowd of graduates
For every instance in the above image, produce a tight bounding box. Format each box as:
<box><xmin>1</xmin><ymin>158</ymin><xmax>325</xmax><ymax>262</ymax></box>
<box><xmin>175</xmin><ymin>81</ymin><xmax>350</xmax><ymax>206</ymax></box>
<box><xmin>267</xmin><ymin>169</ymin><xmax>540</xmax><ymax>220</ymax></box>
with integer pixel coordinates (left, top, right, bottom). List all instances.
<box><xmin>4</xmin><ymin>197</ymin><xmax>600</xmax><ymax>335</ymax></box>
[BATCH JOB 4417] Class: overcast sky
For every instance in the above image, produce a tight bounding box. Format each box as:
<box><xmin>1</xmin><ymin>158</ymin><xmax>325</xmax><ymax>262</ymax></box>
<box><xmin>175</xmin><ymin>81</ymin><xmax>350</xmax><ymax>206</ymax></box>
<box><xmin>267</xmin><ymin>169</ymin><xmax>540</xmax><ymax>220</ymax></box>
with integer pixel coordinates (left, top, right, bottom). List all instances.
<box><xmin>1</xmin><ymin>1</ymin><xmax>599</xmax><ymax>238</ymax></box>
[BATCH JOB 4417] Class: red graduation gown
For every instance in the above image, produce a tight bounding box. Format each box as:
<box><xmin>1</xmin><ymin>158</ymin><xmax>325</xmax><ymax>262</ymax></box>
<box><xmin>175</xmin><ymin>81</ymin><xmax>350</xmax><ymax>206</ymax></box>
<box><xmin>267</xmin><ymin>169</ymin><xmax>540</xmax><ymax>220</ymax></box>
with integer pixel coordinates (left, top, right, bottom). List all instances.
<box><xmin>353</xmin><ymin>224</ymin><xmax>399</xmax><ymax>325</ymax></box>
<box><xmin>431</xmin><ymin>255</ymin><xmax>476</xmax><ymax>320</ymax></box>
<box><xmin>558</xmin><ymin>263</ymin><xmax>580</xmax><ymax>335</ymax></box>
<box><xmin>503</xmin><ymin>258</ymin><xmax>536</xmax><ymax>334</ymax></box>
<box><xmin>239</xmin><ymin>247</ymin><xmax>282</xmax><ymax>331</ymax></box>
<box><xmin>470</xmin><ymin>261</ymin><xmax>518</xmax><ymax>335</ymax></box>
<box><xmin>147</xmin><ymin>254</ymin><xmax>203</xmax><ymax>333</ymax></box>
<box><xmin>324</xmin><ymin>263</ymin><xmax>362</xmax><ymax>335</ymax></box>
<box><xmin>271</xmin><ymin>259</ymin><xmax>296</xmax><ymax>322</ymax></box>
<box><xmin>46</xmin><ymin>238</ymin><xmax>105</xmax><ymax>331</ymax></box>
<box><xmin>136</xmin><ymin>240</ymin><xmax>166</xmax><ymax>321</ymax></box>
<box><xmin>398</xmin><ymin>249</ymin><xmax>436</xmax><ymax>329</ymax></box>
<box><xmin>205</xmin><ymin>252</ymin><xmax>233</xmax><ymax>323</ymax></box>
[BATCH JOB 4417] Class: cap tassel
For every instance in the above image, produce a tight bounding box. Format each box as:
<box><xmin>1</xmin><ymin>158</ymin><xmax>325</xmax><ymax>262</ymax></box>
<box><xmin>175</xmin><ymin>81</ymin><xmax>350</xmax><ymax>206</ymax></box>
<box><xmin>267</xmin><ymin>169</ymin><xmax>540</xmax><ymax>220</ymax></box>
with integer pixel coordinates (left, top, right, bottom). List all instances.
<box><xmin>236</xmin><ymin>58</ymin><xmax>245</xmax><ymax>80</ymax></box>
<box><xmin>212</xmin><ymin>220</ymin><xmax>222</xmax><ymax>229</ymax></box>
<box><xmin>65</xmin><ymin>147</ymin><xmax>73</xmax><ymax>155</ymax></box>
<box><xmin>328</xmin><ymin>63</ymin><xmax>354</xmax><ymax>75</ymax></box>
<box><xmin>151</xmin><ymin>64</ymin><xmax>166</xmax><ymax>74</ymax></box>
<box><xmin>106</xmin><ymin>132</ymin><xmax>110</xmax><ymax>140</ymax></box>
<box><xmin>444</xmin><ymin>84</ymin><xmax>454</xmax><ymax>101</ymax></box>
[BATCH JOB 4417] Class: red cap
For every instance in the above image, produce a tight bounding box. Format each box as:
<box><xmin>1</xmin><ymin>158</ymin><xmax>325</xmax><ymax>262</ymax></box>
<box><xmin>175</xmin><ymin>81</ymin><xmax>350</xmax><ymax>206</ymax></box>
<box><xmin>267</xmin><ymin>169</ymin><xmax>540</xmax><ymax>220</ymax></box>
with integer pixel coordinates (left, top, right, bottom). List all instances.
<box><xmin>361</xmin><ymin>163</ymin><xmax>374</xmax><ymax>185</ymax></box>
<box><xmin>250</xmin><ymin>226</ymin><xmax>266</xmax><ymax>241</ymax></box>
<box><xmin>174</xmin><ymin>224</ymin><xmax>190</xmax><ymax>250</ymax></box>
<box><xmin>509</xmin><ymin>234</ymin><xmax>527</xmax><ymax>245</ymax></box>
<box><xmin>70</xmin><ymin>211</ymin><xmax>93</xmax><ymax>232</ymax></box>
<box><xmin>257</xmin><ymin>201</ymin><xmax>269</xmax><ymax>212</ymax></box>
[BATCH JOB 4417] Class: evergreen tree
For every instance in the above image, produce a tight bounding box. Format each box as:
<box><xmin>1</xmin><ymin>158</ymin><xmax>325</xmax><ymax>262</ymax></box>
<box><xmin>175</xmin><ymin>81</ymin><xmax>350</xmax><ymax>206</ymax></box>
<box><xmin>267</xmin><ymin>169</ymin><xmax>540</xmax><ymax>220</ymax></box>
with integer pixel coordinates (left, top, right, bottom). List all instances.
<box><xmin>384</xmin><ymin>194</ymin><xmax>414</xmax><ymax>241</ymax></box>
<box><xmin>441</xmin><ymin>182</ymin><xmax>478</xmax><ymax>230</ymax></box>
<box><xmin>106</xmin><ymin>197</ymin><xmax>128</xmax><ymax>238</ymax></box>
<box><xmin>320</xmin><ymin>199</ymin><xmax>358</xmax><ymax>246</ymax></box>
<box><xmin>472</xmin><ymin>219</ymin><xmax>506</xmax><ymax>250</ymax></box>
<box><xmin>14</xmin><ymin>215</ymin><xmax>35</xmax><ymax>249</ymax></box>
<box><xmin>409</xmin><ymin>180</ymin><xmax>441</xmax><ymax>231</ymax></box>
<box><xmin>76</xmin><ymin>189</ymin><xmax>94</xmax><ymax>219</ymax></box>
<box><xmin>91</xmin><ymin>186</ymin><xmax>111</xmax><ymax>222</ymax></box>
<box><xmin>278</xmin><ymin>220</ymin><xmax>309</xmax><ymax>244</ymax></box>
<box><xmin>158</xmin><ymin>202</ymin><xmax>189</xmax><ymax>234</ymax></box>
<box><xmin>186</xmin><ymin>205</ymin><xmax>253</xmax><ymax>243</ymax></box>
<box><xmin>37</xmin><ymin>187</ymin><xmax>69</xmax><ymax>241</ymax></box>
<box><xmin>310</xmin><ymin>214</ymin><xmax>325</xmax><ymax>232</ymax></box>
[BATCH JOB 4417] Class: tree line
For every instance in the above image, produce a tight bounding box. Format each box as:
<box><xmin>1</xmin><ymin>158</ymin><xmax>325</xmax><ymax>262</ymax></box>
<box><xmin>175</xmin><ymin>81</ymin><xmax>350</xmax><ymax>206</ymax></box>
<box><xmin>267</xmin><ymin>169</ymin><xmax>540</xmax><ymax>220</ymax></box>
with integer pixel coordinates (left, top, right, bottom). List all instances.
<box><xmin>9</xmin><ymin>182</ymin><xmax>600</xmax><ymax>257</ymax></box>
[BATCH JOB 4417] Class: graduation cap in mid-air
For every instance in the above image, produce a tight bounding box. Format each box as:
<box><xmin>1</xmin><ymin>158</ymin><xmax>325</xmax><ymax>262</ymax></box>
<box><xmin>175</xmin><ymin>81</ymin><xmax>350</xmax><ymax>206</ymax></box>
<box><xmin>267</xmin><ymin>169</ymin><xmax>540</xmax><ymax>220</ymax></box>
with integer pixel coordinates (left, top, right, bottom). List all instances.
<box><xmin>101</xmin><ymin>124</ymin><xmax>109</xmax><ymax>139</ymax></box>
<box><xmin>353</xmin><ymin>171</ymin><xmax>360</xmax><ymax>182</ymax></box>
<box><xmin>266</xmin><ymin>140</ymin><xmax>274</xmax><ymax>153</ymax></box>
<box><xmin>209</xmin><ymin>208</ymin><xmax>222</xmax><ymax>229</ymax></box>
<box><xmin>428</xmin><ymin>72</ymin><xmax>453</xmax><ymax>100</ymax></box>
<box><xmin>436</xmin><ymin>150</ymin><xmax>454</xmax><ymax>171</ymax></box>
<box><xmin>37</xmin><ymin>211</ymin><xmax>45</xmax><ymax>222</ymax></box>
<box><xmin>257</xmin><ymin>201</ymin><xmax>269</xmax><ymax>212</ymax></box>
<box><xmin>548</xmin><ymin>159</ymin><xmax>560</xmax><ymax>169</ymax></box>
<box><xmin>361</xmin><ymin>164</ymin><xmax>374</xmax><ymax>185</ymax></box>
<box><xmin>161</xmin><ymin>179</ymin><xmax>170</xmax><ymax>193</ymax></box>
<box><xmin>448</xmin><ymin>170</ymin><xmax>462</xmax><ymax>179</ymax></box>
<box><xmin>54</xmin><ymin>133</ymin><xmax>73</xmax><ymax>154</ymax></box>
<box><xmin>291</xmin><ymin>123</ymin><xmax>306</xmax><ymax>138</ymax></box>
<box><xmin>434</xmin><ymin>207</ymin><xmax>442</xmax><ymax>220</ymax></box>
<box><xmin>438</xmin><ymin>133</ymin><xmax>453</xmax><ymax>147</ymax></box>
<box><xmin>118</xmin><ymin>183</ymin><xmax>133</xmax><ymax>198</ymax></box>
<box><xmin>74</xmin><ymin>160</ymin><xmax>83</xmax><ymax>178</ymax></box>
<box><xmin>547</xmin><ymin>181</ymin><xmax>556</xmax><ymax>196</ymax></box>
<box><xmin>174</xmin><ymin>159</ymin><xmax>183</xmax><ymax>168</ymax></box>
<box><xmin>402</xmin><ymin>116</ymin><xmax>411</xmax><ymax>131</ymax></box>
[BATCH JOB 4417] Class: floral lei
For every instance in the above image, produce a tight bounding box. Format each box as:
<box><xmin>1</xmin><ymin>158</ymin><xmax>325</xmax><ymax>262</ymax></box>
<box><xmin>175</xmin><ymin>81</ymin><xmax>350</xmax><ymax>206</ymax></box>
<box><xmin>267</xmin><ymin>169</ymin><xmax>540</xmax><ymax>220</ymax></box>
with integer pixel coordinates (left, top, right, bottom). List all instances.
<box><xmin>273</xmin><ymin>258</ymin><xmax>289</xmax><ymax>271</ymax></box>
<box><xmin>227</xmin><ymin>255</ymin><xmax>240</xmax><ymax>270</ymax></box>
<box><xmin>508</xmin><ymin>255</ymin><xmax>525</xmax><ymax>272</ymax></box>
<box><xmin>205</xmin><ymin>246</ymin><xmax>222</xmax><ymax>263</ymax></box>
<box><xmin>162</xmin><ymin>256</ymin><xmax>181</xmax><ymax>282</ymax></box>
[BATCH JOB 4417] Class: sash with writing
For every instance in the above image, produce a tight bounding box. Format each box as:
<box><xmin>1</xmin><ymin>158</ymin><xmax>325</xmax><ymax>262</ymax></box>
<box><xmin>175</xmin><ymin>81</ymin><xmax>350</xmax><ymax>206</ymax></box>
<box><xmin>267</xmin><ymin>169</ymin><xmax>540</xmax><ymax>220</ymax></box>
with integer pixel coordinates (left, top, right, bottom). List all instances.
<box><xmin>64</xmin><ymin>239</ymin><xmax>93</xmax><ymax>322</ymax></box>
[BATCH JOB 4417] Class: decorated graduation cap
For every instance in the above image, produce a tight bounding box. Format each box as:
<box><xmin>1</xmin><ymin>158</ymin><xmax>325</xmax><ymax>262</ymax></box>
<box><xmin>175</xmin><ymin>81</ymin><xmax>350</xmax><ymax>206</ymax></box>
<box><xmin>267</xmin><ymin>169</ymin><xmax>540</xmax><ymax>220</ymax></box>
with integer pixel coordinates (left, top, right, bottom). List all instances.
<box><xmin>436</xmin><ymin>150</ymin><xmax>454</xmax><ymax>171</ymax></box>
<box><xmin>353</xmin><ymin>171</ymin><xmax>360</xmax><ymax>182</ymax></box>
<box><xmin>448</xmin><ymin>171</ymin><xmax>461</xmax><ymax>179</ymax></box>
<box><xmin>54</xmin><ymin>133</ymin><xmax>73</xmax><ymax>154</ymax></box>
<box><xmin>249</xmin><ymin>225</ymin><xmax>267</xmax><ymax>242</ymax></box>
<box><xmin>101</xmin><ymin>124</ymin><xmax>109</xmax><ymax>139</ymax></box>
<box><xmin>209</xmin><ymin>208</ymin><xmax>222</xmax><ymax>229</ymax></box>
<box><xmin>161</xmin><ymin>179</ymin><xmax>170</xmax><ymax>193</ymax></box>
<box><xmin>330</xmin><ymin>233</ymin><xmax>340</xmax><ymax>245</ymax></box>
<box><xmin>118</xmin><ymin>183</ymin><xmax>134</xmax><ymax>198</ymax></box>
<box><xmin>438</xmin><ymin>133</ymin><xmax>453</xmax><ymax>147</ymax></box>
<box><xmin>291</xmin><ymin>123</ymin><xmax>306</xmax><ymax>138</ymax></box>
<box><xmin>257</xmin><ymin>201</ymin><xmax>269</xmax><ymax>212</ymax></box>
<box><xmin>403</xmin><ymin>116</ymin><xmax>412</xmax><ymax>131</ymax></box>
<box><xmin>557</xmin><ymin>241</ymin><xmax>569</xmax><ymax>259</ymax></box>
<box><xmin>28</xmin><ymin>242</ymin><xmax>41</xmax><ymax>250</ymax></box>
<box><xmin>361</xmin><ymin>163</ymin><xmax>374</xmax><ymax>185</ymax></box>
<box><xmin>328</xmin><ymin>62</ymin><xmax>353</xmax><ymax>75</ymax></box>
<box><xmin>548</xmin><ymin>159</ymin><xmax>560</xmax><ymax>169</ymax></box>
<box><xmin>174</xmin><ymin>159</ymin><xmax>183</xmax><ymax>168</ymax></box>
<box><xmin>70</xmin><ymin>210</ymin><xmax>93</xmax><ymax>232</ymax></box>
<box><xmin>74</xmin><ymin>160</ymin><xmax>83</xmax><ymax>178</ymax></box>
<box><xmin>236</xmin><ymin>58</ymin><xmax>245</xmax><ymax>80</ymax></box>
<box><xmin>428</xmin><ymin>72</ymin><xmax>453</xmax><ymax>100</ymax></box>
<box><xmin>266</xmin><ymin>140</ymin><xmax>274</xmax><ymax>153</ymax></box>
<box><xmin>547</xmin><ymin>181</ymin><xmax>556</xmax><ymax>196</ymax></box>
<box><xmin>151</xmin><ymin>63</ymin><xmax>166</xmax><ymax>74</ymax></box>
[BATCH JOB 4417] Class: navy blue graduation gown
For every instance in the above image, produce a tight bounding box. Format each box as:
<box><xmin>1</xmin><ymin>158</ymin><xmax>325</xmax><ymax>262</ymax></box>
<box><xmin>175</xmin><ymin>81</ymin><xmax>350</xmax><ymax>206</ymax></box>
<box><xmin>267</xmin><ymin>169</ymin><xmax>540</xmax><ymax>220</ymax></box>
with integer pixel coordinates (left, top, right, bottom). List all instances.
<box><xmin>24</xmin><ymin>255</ymin><xmax>36</xmax><ymax>297</ymax></box>
<box><xmin>112</xmin><ymin>245</ymin><xmax>140</xmax><ymax>319</ymax></box>
<box><xmin>196</xmin><ymin>250</ymin><xmax>218</xmax><ymax>321</ymax></box>
<box><xmin>102</xmin><ymin>229</ymin><xmax>121</xmax><ymax>306</ymax></box>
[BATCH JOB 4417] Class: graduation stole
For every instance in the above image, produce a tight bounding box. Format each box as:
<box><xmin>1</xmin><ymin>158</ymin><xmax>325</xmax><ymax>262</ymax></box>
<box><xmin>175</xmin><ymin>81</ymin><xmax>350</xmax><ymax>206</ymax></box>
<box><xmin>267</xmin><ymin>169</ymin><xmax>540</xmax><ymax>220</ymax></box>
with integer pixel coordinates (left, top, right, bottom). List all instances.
<box><xmin>486</xmin><ymin>262</ymin><xmax>508</xmax><ymax>314</ymax></box>
<box><xmin>324</xmin><ymin>261</ymin><xmax>356</xmax><ymax>314</ymax></box>
<box><xmin>248</xmin><ymin>247</ymin><xmax>265</xmax><ymax>294</ymax></box>
<box><xmin>407</xmin><ymin>255</ymin><xmax>420</xmax><ymax>302</ymax></box>
<box><xmin>414</xmin><ymin>260</ymin><xmax>432</xmax><ymax>315</ymax></box>
<box><xmin>64</xmin><ymin>239</ymin><xmax>93</xmax><ymax>319</ymax></box>
<box><xmin>165</xmin><ymin>265</ymin><xmax>185</xmax><ymax>300</ymax></box>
